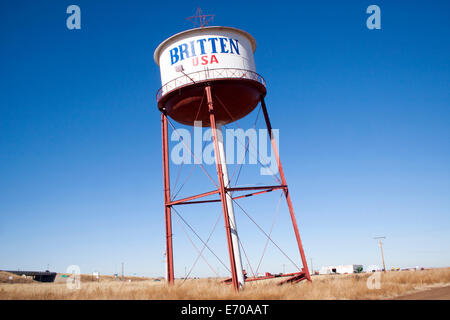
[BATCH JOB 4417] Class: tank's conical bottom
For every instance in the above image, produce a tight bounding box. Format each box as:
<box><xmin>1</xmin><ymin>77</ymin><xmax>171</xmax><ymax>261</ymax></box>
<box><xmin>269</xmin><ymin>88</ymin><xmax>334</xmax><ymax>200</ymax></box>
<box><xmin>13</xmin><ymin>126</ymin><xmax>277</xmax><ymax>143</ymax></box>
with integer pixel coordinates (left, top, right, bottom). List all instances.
<box><xmin>158</xmin><ymin>79</ymin><xmax>266</xmax><ymax>127</ymax></box>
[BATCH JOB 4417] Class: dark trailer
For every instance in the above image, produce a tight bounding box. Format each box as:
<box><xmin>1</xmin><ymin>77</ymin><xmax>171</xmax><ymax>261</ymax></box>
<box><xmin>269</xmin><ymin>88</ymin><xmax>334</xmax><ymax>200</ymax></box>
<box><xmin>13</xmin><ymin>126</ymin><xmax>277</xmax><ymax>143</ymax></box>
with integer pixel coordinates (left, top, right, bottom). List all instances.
<box><xmin>2</xmin><ymin>270</ymin><xmax>57</xmax><ymax>282</ymax></box>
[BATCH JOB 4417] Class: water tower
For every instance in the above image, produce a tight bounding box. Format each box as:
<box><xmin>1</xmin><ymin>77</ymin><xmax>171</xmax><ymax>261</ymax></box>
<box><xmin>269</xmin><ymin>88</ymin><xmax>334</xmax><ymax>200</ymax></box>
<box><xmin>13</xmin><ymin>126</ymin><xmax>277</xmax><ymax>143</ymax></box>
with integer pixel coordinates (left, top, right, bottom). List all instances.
<box><xmin>154</xmin><ymin>24</ymin><xmax>311</xmax><ymax>291</ymax></box>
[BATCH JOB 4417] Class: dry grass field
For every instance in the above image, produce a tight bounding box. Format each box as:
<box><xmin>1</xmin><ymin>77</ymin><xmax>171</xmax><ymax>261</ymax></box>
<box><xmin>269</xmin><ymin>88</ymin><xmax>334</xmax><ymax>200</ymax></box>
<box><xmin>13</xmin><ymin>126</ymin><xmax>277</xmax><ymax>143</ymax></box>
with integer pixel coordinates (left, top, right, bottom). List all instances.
<box><xmin>0</xmin><ymin>268</ymin><xmax>449</xmax><ymax>300</ymax></box>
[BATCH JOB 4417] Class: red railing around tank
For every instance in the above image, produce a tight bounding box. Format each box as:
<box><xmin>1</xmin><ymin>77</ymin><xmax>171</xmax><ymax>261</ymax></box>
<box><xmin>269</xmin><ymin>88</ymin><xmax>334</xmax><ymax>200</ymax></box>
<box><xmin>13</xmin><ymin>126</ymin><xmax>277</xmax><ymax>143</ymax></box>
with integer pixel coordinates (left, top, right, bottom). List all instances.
<box><xmin>156</xmin><ymin>68</ymin><xmax>266</xmax><ymax>102</ymax></box>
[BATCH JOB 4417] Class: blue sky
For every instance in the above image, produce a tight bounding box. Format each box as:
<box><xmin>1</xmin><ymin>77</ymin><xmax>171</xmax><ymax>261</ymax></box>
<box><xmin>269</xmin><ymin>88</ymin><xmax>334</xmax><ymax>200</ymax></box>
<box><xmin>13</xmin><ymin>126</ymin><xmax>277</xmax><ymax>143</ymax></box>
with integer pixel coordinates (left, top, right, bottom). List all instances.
<box><xmin>0</xmin><ymin>0</ymin><xmax>449</xmax><ymax>277</ymax></box>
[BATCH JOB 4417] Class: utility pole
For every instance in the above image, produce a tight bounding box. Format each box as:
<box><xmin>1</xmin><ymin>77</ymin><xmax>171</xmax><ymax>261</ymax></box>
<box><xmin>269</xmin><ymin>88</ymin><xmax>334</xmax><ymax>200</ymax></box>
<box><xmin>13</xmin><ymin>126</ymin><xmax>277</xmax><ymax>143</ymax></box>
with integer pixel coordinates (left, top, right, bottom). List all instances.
<box><xmin>121</xmin><ymin>262</ymin><xmax>124</xmax><ymax>281</ymax></box>
<box><xmin>374</xmin><ymin>237</ymin><xmax>386</xmax><ymax>272</ymax></box>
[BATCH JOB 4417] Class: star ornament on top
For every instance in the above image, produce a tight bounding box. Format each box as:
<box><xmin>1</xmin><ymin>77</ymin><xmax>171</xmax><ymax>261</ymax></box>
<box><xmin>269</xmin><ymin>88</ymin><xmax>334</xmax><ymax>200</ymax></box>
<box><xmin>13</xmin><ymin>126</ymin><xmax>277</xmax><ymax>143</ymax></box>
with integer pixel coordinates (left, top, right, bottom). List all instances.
<box><xmin>186</xmin><ymin>7</ymin><xmax>215</xmax><ymax>28</ymax></box>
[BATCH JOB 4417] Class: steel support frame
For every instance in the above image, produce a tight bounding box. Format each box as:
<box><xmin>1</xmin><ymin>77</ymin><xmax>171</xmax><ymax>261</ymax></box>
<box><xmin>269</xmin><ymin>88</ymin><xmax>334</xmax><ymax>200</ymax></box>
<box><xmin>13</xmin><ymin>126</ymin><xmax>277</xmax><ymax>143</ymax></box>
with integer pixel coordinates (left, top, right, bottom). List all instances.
<box><xmin>168</xmin><ymin>185</ymin><xmax>286</xmax><ymax>206</ymax></box>
<box><xmin>230</xmin><ymin>271</ymin><xmax>305</xmax><ymax>283</ymax></box>
<box><xmin>161</xmin><ymin>112</ymin><xmax>174</xmax><ymax>285</ymax></box>
<box><xmin>205</xmin><ymin>85</ymin><xmax>241</xmax><ymax>291</ymax></box>
<box><xmin>160</xmin><ymin>86</ymin><xmax>311</xmax><ymax>290</ymax></box>
<box><xmin>260</xmin><ymin>95</ymin><xmax>311</xmax><ymax>282</ymax></box>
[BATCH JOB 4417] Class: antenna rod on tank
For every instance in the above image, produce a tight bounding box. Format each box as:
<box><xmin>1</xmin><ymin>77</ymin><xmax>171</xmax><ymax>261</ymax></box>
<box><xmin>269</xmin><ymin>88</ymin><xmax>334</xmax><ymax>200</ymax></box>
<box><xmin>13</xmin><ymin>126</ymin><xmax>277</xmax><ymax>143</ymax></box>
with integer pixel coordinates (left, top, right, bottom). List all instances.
<box><xmin>175</xmin><ymin>65</ymin><xmax>196</xmax><ymax>84</ymax></box>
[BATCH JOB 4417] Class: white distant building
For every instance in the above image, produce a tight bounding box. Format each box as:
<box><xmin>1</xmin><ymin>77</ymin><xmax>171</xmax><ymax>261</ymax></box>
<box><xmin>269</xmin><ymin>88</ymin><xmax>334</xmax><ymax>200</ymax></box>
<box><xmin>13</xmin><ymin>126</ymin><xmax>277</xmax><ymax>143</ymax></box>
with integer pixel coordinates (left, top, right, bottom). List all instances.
<box><xmin>319</xmin><ymin>264</ymin><xmax>364</xmax><ymax>275</ymax></box>
<box><xmin>366</xmin><ymin>265</ymin><xmax>381</xmax><ymax>272</ymax></box>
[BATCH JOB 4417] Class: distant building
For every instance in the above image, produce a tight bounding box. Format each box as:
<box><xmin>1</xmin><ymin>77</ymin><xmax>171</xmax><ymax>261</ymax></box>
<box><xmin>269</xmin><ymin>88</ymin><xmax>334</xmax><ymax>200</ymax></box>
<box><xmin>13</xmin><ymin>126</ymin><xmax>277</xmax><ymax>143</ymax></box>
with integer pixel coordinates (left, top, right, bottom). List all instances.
<box><xmin>366</xmin><ymin>265</ymin><xmax>381</xmax><ymax>272</ymax></box>
<box><xmin>319</xmin><ymin>264</ymin><xmax>363</xmax><ymax>275</ymax></box>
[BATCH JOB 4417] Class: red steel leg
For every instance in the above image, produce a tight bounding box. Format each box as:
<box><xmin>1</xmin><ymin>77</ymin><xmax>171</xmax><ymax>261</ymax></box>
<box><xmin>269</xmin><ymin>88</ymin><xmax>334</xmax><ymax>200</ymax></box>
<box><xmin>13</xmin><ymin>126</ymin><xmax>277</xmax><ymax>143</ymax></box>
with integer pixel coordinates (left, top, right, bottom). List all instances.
<box><xmin>260</xmin><ymin>96</ymin><xmax>311</xmax><ymax>281</ymax></box>
<box><xmin>161</xmin><ymin>112</ymin><xmax>174</xmax><ymax>285</ymax></box>
<box><xmin>205</xmin><ymin>85</ymin><xmax>240</xmax><ymax>291</ymax></box>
